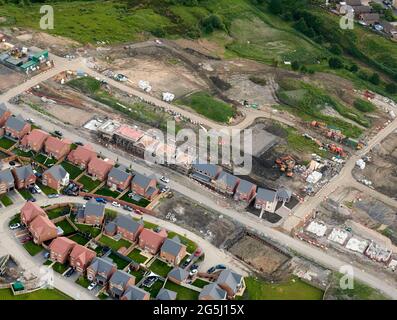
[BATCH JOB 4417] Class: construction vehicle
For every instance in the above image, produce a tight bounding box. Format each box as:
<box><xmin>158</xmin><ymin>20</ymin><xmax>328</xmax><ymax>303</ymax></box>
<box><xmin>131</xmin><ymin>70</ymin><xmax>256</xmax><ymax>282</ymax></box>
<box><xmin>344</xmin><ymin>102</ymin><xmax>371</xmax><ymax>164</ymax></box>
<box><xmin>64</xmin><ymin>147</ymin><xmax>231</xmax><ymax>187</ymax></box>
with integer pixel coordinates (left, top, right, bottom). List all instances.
<box><xmin>275</xmin><ymin>155</ymin><xmax>296</xmax><ymax>177</ymax></box>
<box><xmin>343</xmin><ymin>137</ymin><xmax>364</xmax><ymax>150</ymax></box>
<box><xmin>327</xmin><ymin>144</ymin><xmax>346</xmax><ymax>157</ymax></box>
<box><xmin>363</xmin><ymin>90</ymin><xmax>375</xmax><ymax>99</ymax></box>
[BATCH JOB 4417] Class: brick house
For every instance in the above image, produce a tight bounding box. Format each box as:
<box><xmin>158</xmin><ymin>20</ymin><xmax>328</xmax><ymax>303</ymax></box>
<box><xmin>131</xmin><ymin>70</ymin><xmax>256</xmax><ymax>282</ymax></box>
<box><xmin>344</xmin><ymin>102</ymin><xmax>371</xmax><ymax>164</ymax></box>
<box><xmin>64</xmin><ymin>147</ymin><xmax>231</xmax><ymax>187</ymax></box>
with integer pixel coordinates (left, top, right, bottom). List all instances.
<box><xmin>69</xmin><ymin>244</ymin><xmax>96</xmax><ymax>273</ymax></box>
<box><xmin>213</xmin><ymin>171</ymin><xmax>240</xmax><ymax>195</ymax></box>
<box><xmin>234</xmin><ymin>179</ymin><xmax>257</xmax><ymax>203</ymax></box>
<box><xmin>255</xmin><ymin>188</ymin><xmax>278</xmax><ymax>213</ymax></box>
<box><xmin>42</xmin><ymin>165</ymin><xmax>70</xmax><ymax>191</ymax></box>
<box><xmin>77</xmin><ymin>199</ymin><xmax>105</xmax><ymax>225</ymax></box>
<box><xmin>104</xmin><ymin>215</ymin><xmax>144</xmax><ymax>242</ymax></box>
<box><xmin>121</xmin><ymin>285</ymin><xmax>150</xmax><ymax>300</ymax></box>
<box><xmin>191</xmin><ymin>163</ymin><xmax>222</xmax><ymax>184</ymax></box>
<box><xmin>20</xmin><ymin>129</ymin><xmax>49</xmax><ymax>153</ymax></box>
<box><xmin>44</xmin><ymin>136</ymin><xmax>71</xmax><ymax>160</ymax></box>
<box><xmin>5</xmin><ymin>115</ymin><xmax>31</xmax><ymax>140</ymax></box>
<box><xmin>12</xmin><ymin>164</ymin><xmax>36</xmax><ymax>189</ymax></box>
<box><xmin>156</xmin><ymin>288</ymin><xmax>177</xmax><ymax>300</ymax></box>
<box><xmin>67</xmin><ymin>144</ymin><xmax>96</xmax><ymax>169</ymax></box>
<box><xmin>0</xmin><ymin>169</ymin><xmax>15</xmax><ymax>194</ymax></box>
<box><xmin>138</xmin><ymin>228</ymin><xmax>168</xmax><ymax>255</ymax></box>
<box><xmin>49</xmin><ymin>237</ymin><xmax>76</xmax><ymax>264</ymax></box>
<box><xmin>108</xmin><ymin>270</ymin><xmax>136</xmax><ymax>299</ymax></box>
<box><xmin>199</xmin><ymin>283</ymin><xmax>227</xmax><ymax>300</ymax></box>
<box><xmin>20</xmin><ymin>201</ymin><xmax>46</xmax><ymax>226</ymax></box>
<box><xmin>29</xmin><ymin>215</ymin><xmax>58</xmax><ymax>244</ymax></box>
<box><xmin>87</xmin><ymin>157</ymin><xmax>114</xmax><ymax>181</ymax></box>
<box><xmin>167</xmin><ymin>267</ymin><xmax>189</xmax><ymax>285</ymax></box>
<box><xmin>130</xmin><ymin>173</ymin><xmax>158</xmax><ymax>200</ymax></box>
<box><xmin>107</xmin><ymin>166</ymin><xmax>132</xmax><ymax>191</ymax></box>
<box><xmin>160</xmin><ymin>236</ymin><xmax>186</xmax><ymax>265</ymax></box>
<box><xmin>87</xmin><ymin>257</ymin><xmax>117</xmax><ymax>286</ymax></box>
<box><xmin>0</xmin><ymin>103</ymin><xmax>11</xmax><ymax>127</ymax></box>
<box><xmin>358</xmin><ymin>13</ymin><xmax>380</xmax><ymax>25</ymax></box>
<box><xmin>216</xmin><ymin>269</ymin><xmax>245</xmax><ymax>299</ymax></box>
<box><xmin>276</xmin><ymin>187</ymin><xmax>292</xmax><ymax>204</ymax></box>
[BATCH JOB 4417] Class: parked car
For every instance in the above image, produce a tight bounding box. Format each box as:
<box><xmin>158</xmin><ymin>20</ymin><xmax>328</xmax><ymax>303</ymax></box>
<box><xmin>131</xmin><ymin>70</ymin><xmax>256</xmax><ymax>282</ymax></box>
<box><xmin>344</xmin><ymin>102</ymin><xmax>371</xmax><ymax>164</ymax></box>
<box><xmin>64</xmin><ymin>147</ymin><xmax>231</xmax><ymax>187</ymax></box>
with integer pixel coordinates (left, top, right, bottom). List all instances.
<box><xmin>48</xmin><ymin>194</ymin><xmax>59</xmax><ymax>199</ymax></box>
<box><xmin>65</xmin><ymin>268</ymin><xmax>75</xmax><ymax>277</ymax></box>
<box><xmin>181</xmin><ymin>258</ymin><xmax>191</xmax><ymax>268</ymax></box>
<box><xmin>87</xmin><ymin>282</ymin><xmax>97</xmax><ymax>291</ymax></box>
<box><xmin>143</xmin><ymin>276</ymin><xmax>157</xmax><ymax>288</ymax></box>
<box><xmin>9</xmin><ymin>223</ymin><xmax>21</xmax><ymax>230</ymax></box>
<box><xmin>83</xmin><ymin>196</ymin><xmax>92</xmax><ymax>200</ymax></box>
<box><xmin>190</xmin><ymin>264</ymin><xmax>198</xmax><ymax>271</ymax></box>
<box><xmin>27</xmin><ymin>198</ymin><xmax>36</xmax><ymax>202</ymax></box>
<box><xmin>111</xmin><ymin>201</ymin><xmax>120</xmax><ymax>208</ymax></box>
<box><xmin>54</xmin><ymin>130</ymin><xmax>63</xmax><ymax>137</ymax></box>
<box><xmin>160</xmin><ymin>186</ymin><xmax>170</xmax><ymax>193</ymax></box>
<box><xmin>95</xmin><ymin>198</ymin><xmax>107</xmax><ymax>204</ymax></box>
<box><xmin>123</xmin><ymin>205</ymin><xmax>133</xmax><ymax>212</ymax></box>
<box><xmin>29</xmin><ymin>187</ymin><xmax>37</xmax><ymax>194</ymax></box>
<box><xmin>21</xmin><ymin>236</ymin><xmax>32</xmax><ymax>244</ymax></box>
<box><xmin>43</xmin><ymin>251</ymin><xmax>50</xmax><ymax>259</ymax></box>
<box><xmin>189</xmin><ymin>269</ymin><xmax>198</xmax><ymax>277</ymax></box>
<box><xmin>194</xmin><ymin>248</ymin><xmax>202</xmax><ymax>257</ymax></box>
<box><xmin>74</xmin><ymin>141</ymin><xmax>83</xmax><ymax>146</ymax></box>
<box><xmin>34</xmin><ymin>185</ymin><xmax>42</xmax><ymax>194</ymax></box>
<box><xmin>160</xmin><ymin>176</ymin><xmax>169</xmax><ymax>183</ymax></box>
<box><xmin>207</xmin><ymin>267</ymin><xmax>216</xmax><ymax>274</ymax></box>
<box><xmin>9</xmin><ymin>161</ymin><xmax>16</xmax><ymax>166</ymax></box>
<box><xmin>214</xmin><ymin>264</ymin><xmax>226</xmax><ymax>270</ymax></box>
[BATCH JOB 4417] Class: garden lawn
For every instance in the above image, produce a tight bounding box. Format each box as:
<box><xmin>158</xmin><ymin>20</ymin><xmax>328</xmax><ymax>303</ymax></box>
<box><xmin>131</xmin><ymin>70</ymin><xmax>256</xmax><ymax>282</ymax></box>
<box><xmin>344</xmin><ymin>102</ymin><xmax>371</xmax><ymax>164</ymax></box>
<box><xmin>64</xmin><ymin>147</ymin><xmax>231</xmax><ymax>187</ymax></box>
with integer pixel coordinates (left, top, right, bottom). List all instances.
<box><xmin>95</xmin><ymin>187</ymin><xmax>120</xmax><ymax>198</ymax></box>
<box><xmin>37</xmin><ymin>182</ymin><xmax>58</xmax><ymax>196</ymax></box>
<box><xmin>164</xmin><ymin>281</ymin><xmax>199</xmax><ymax>300</ymax></box>
<box><xmin>76</xmin><ymin>276</ymin><xmax>91</xmax><ymax>289</ymax></box>
<box><xmin>98</xmin><ymin>235</ymin><xmax>131</xmax><ymax>251</ymax></box>
<box><xmin>127</xmin><ymin>248</ymin><xmax>147</xmax><ymax>264</ymax></box>
<box><xmin>129</xmin><ymin>268</ymin><xmax>145</xmax><ymax>283</ymax></box>
<box><xmin>120</xmin><ymin>193</ymin><xmax>150</xmax><ymax>207</ymax></box>
<box><xmin>167</xmin><ymin>231</ymin><xmax>197</xmax><ymax>253</ymax></box>
<box><xmin>75</xmin><ymin>224</ymin><xmax>101</xmax><ymax>238</ymax></box>
<box><xmin>0</xmin><ymin>194</ymin><xmax>13</xmax><ymax>207</ymax></box>
<box><xmin>34</xmin><ymin>154</ymin><xmax>57</xmax><ymax>167</ymax></box>
<box><xmin>12</xmin><ymin>148</ymin><xmax>35</xmax><ymax>158</ymax></box>
<box><xmin>0</xmin><ymin>288</ymin><xmax>72</xmax><ymax>300</ymax></box>
<box><xmin>23</xmin><ymin>241</ymin><xmax>43</xmax><ymax>256</ymax></box>
<box><xmin>0</xmin><ymin>137</ymin><xmax>16</xmax><ymax>149</ymax></box>
<box><xmin>8</xmin><ymin>214</ymin><xmax>20</xmax><ymax>226</ymax></box>
<box><xmin>56</xmin><ymin>219</ymin><xmax>75</xmax><ymax>236</ymax></box>
<box><xmin>177</xmin><ymin>92</ymin><xmax>235</xmax><ymax>123</ymax></box>
<box><xmin>78</xmin><ymin>175</ymin><xmax>102</xmax><ymax>192</ymax></box>
<box><xmin>142</xmin><ymin>279</ymin><xmax>164</xmax><ymax>298</ymax></box>
<box><xmin>18</xmin><ymin>189</ymin><xmax>33</xmax><ymax>200</ymax></box>
<box><xmin>60</xmin><ymin>161</ymin><xmax>84</xmax><ymax>179</ymax></box>
<box><xmin>108</xmin><ymin>252</ymin><xmax>130</xmax><ymax>269</ymax></box>
<box><xmin>69</xmin><ymin>233</ymin><xmax>90</xmax><ymax>245</ymax></box>
<box><xmin>239</xmin><ymin>276</ymin><xmax>324</xmax><ymax>300</ymax></box>
<box><xmin>52</xmin><ymin>262</ymin><xmax>69</xmax><ymax>274</ymax></box>
<box><xmin>46</xmin><ymin>206</ymin><xmax>70</xmax><ymax>220</ymax></box>
<box><xmin>192</xmin><ymin>279</ymin><xmax>210</xmax><ymax>289</ymax></box>
<box><xmin>133</xmin><ymin>218</ymin><xmax>158</xmax><ymax>230</ymax></box>
<box><xmin>149</xmin><ymin>259</ymin><xmax>173</xmax><ymax>278</ymax></box>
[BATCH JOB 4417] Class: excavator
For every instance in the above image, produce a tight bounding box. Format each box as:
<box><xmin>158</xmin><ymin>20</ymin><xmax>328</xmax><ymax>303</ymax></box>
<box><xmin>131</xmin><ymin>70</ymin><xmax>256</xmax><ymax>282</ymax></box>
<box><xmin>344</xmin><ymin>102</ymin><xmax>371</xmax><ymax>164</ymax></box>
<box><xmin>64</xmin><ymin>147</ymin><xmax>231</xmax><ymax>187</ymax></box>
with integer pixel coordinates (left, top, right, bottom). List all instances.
<box><xmin>275</xmin><ymin>155</ymin><xmax>296</xmax><ymax>177</ymax></box>
<box><xmin>327</xmin><ymin>144</ymin><xmax>346</xmax><ymax>157</ymax></box>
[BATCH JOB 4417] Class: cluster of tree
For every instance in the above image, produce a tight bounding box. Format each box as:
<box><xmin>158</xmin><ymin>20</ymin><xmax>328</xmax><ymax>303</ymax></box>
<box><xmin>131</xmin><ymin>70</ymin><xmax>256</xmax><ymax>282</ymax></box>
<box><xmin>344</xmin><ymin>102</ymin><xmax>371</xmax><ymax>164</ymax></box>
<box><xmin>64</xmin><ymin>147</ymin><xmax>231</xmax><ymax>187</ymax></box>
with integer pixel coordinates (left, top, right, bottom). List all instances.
<box><xmin>200</xmin><ymin>14</ymin><xmax>225</xmax><ymax>34</ymax></box>
<box><xmin>291</xmin><ymin>60</ymin><xmax>315</xmax><ymax>74</ymax></box>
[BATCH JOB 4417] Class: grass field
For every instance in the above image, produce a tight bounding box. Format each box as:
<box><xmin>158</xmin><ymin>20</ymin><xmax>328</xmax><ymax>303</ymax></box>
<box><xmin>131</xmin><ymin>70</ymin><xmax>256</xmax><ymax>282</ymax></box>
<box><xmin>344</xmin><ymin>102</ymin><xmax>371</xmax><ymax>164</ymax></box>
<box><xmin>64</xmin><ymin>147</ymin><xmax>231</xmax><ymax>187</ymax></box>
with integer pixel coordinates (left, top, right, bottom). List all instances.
<box><xmin>18</xmin><ymin>189</ymin><xmax>33</xmax><ymax>200</ymax></box>
<box><xmin>69</xmin><ymin>233</ymin><xmax>90</xmax><ymax>245</ymax></box>
<box><xmin>192</xmin><ymin>278</ymin><xmax>210</xmax><ymax>289</ymax></box>
<box><xmin>75</xmin><ymin>223</ymin><xmax>102</xmax><ymax>238</ymax></box>
<box><xmin>149</xmin><ymin>259</ymin><xmax>173</xmax><ymax>278</ymax></box>
<box><xmin>238</xmin><ymin>276</ymin><xmax>324</xmax><ymax>300</ymax></box>
<box><xmin>0</xmin><ymin>194</ymin><xmax>13</xmax><ymax>207</ymax></box>
<box><xmin>0</xmin><ymin>288</ymin><xmax>72</xmax><ymax>300</ymax></box>
<box><xmin>46</xmin><ymin>206</ymin><xmax>70</xmax><ymax>220</ymax></box>
<box><xmin>34</xmin><ymin>154</ymin><xmax>57</xmax><ymax>167</ymax></box>
<box><xmin>61</xmin><ymin>161</ymin><xmax>84</xmax><ymax>179</ymax></box>
<box><xmin>167</xmin><ymin>231</ymin><xmax>197</xmax><ymax>254</ymax></box>
<box><xmin>108</xmin><ymin>252</ymin><xmax>130</xmax><ymax>269</ymax></box>
<box><xmin>127</xmin><ymin>248</ymin><xmax>147</xmax><ymax>264</ymax></box>
<box><xmin>142</xmin><ymin>279</ymin><xmax>164</xmax><ymax>298</ymax></box>
<box><xmin>0</xmin><ymin>137</ymin><xmax>16</xmax><ymax>150</ymax></box>
<box><xmin>177</xmin><ymin>92</ymin><xmax>236</xmax><ymax>123</ymax></box>
<box><xmin>95</xmin><ymin>187</ymin><xmax>120</xmax><ymax>199</ymax></box>
<box><xmin>76</xmin><ymin>276</ymin><xmax>91</xmax><ymax>289</ymax></box>
<box><xmin>129</xmin><ymin>268</ymin><xmax>146</xmax><ymax>283</ymax></box>
<box><xmin>120</xmin><ymin>193</ymin><xmax>150</xmax><ymax>207</ymax></box>
<box><xmin>98</xmin><ymin>235</ymin><xmax>131</xmax><ymax>251</ymax></box>
<box><xmin>164</xmin><ymin>281</ymin><xmax>199</xmax><ymax>300</ymax></box>
<box><xmin>37</xmin><ymin>182</ymin><xmax>58</xmax><ymax>196</ymax></box>
<box><xmin>8</xmin><ymin>214</ymin><xmax>20</xmax><ymax>226</ymax></box>
<box><xmin>12</xmin><ymin>148</ymin><xmax>35</xmax><ymax>158</ymax></box>
<box><xmin>56</xmin><ymin>219</ymin><xmax>76</xmax><ymax>236</ymax></box>
<box><xmin>78</xmin><ymin>175</ymin><xmax>102</xmax><ymax>192</ymax></box>
<box><xmin>23</xmin><ymin>241</ymin><xmax>43</xmax><ymax>256</ymax></box>
<box><xmin>52</xmin><ymin>262</ymin><xmax>69</xmax><ymax>274</ymax></box>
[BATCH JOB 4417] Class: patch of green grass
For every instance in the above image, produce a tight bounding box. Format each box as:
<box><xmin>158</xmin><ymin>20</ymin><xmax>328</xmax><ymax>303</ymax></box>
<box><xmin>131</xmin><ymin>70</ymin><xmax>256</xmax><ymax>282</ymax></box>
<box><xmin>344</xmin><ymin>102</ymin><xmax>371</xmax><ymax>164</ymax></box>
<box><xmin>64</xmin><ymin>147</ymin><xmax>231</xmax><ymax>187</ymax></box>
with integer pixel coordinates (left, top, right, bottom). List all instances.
<box><xmin>75</xmin><ymin>223</ymin><xmax>101</xmax><ymax>238</ymax></box>
<box><xmin>0</xmin><ymin>288</ymin><xmax>72</xmax><ymax>300</ymax></box>
<box><xmin>46</xmin><ymin>206</ymin><xmax>70</xmax><ymax>220</ymax></box>
<box><xmin>78</xmin><ymin>175</ymin><xmax>102</xmax><ymax>192</ymax></box>
<box><xmin>34</xmin><ymin>153</ymin><xmax>57</xmax><ymax>167</ymax></box>
<box><xmin>52</xmin><ymin>262</ymin><xmax>69</xmax><ymax>274</ymax></box>
<box><xmin>12</xmin><ymin>148</ymin><xmax>35</xmax><ymax>158</ymax></box>
<box><xmin>0</xmin><ymin>137</ymin><xmax>16</xmax><ymax>150</ymax></box>
<box><xmin>8</xmin><ymin>214</ymin><xmax>20</xmax><ymax>226</ymax></box>
<box><xmin>177</xmin><ymin>92</ymin><xmax>235</xmax><ymax>123</ymax></box>
<box><xmin>98</xmin><ymin>235</ymin><xmax>131</xmax><ymax>251</ymax></box>
<box><xmin>353</xmin><ymin>99</ymin><xmax>376</xmax><ymax>113</ymax></box>
<box><xmin>164</xmin><ymin>281</ymin><xmax>199</xmax><ymax>300</ymax></box>
<box><xmin>0</xmin><ymin>194</ymin><xmax>13</xmax><ymax>207</ymax></box>
<box><xmin>192</xmin><ymin>278</ymin><xmax>210</xmax><ymax>289</ymax></box>
<box><xmin>69</xmin><ymin>233</ymin><xmax>90</xmax><ymax>245</ymax></box>
<box><xmin>95</xmin><ymin>187</ymin><xmax>120</xmax><ymax>198</ymax></box>
<box><xmin>108</xmin><ymin>252</ymin><xmax>130</xmax><ymax>269</ymax></box>
<box><xmin>43</xmin><ymin>260</ymin><xmax>52</xmax><ymax>266</ymax></box>
<box><xmin>23</xmin><ymin>241</ymin><xmax>43</xmax><ymax>256</ymax></box>
<box><xmin>167</xmin><ymin>232</ymin><xmax>197</xmax><ymax>253</ymax></box>
<box><xmin>120</xmin><ymin>193</ymin><xmax>150</xmax><ymax>207</ymax></box>
<box><xmin>60</xmin><ymin>161</ymin><xmax>84</xmax><ymax>179</ymax></box>
<box><xmin>75</xmin><ymin>276</ymin><xmax>91</xmax><ymax>289</ymax></box>
<box><xmin>55</xmin><ymin>219</ymin><xmax>75</xmax><ymax>236</ymax></box>
<box><xmin>98</xmin><ymin>292</ymin><xmax>109</xmax><ymax>300</ymax></box>
<box><xmin>142</xmin><ymin>279</ymin><xmax>164</xmax><ymax>298</ymax></box>
<box><xmin>127</xmin><ymin>248</ymin><xmax>147</xmax><ymax>264</ymax></box>
<box><xmin>150</xmin><ymin>259</ymin><xmax>173</xmax><ymax>278</ymax></box>
<box><xmin>37</xmin><ymin>182</ymin><xmax>58</xmax><ymax>196</ymax></box>
<box><xmin>129</xmin><ymin>268</ymin><xmax>146</xmax><ymax>283</ymax></box>
<box><xmin>133</xmin><ymin>218</ymin><xmax>158</xmax><ymax>230</ymax></box>
<box><xmin>238</xmin><ymin>276</ymin><xmax>324</xmax><ymax>300</ymax></box>
<box><xmin>18</xmin><ymin>189</ymin><xmax>33</xmax><ymax>200</ymax></box>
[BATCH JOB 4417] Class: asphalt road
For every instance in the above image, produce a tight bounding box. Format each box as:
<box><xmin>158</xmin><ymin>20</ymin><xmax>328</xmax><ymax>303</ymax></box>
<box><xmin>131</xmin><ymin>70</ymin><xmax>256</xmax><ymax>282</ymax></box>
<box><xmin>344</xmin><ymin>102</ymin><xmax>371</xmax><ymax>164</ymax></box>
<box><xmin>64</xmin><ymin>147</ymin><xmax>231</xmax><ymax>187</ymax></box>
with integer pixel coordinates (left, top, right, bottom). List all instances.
<box><xmin>0</xmin><ymin>51</ymin><xmax>397</xmax><ymax>299</ymax></box>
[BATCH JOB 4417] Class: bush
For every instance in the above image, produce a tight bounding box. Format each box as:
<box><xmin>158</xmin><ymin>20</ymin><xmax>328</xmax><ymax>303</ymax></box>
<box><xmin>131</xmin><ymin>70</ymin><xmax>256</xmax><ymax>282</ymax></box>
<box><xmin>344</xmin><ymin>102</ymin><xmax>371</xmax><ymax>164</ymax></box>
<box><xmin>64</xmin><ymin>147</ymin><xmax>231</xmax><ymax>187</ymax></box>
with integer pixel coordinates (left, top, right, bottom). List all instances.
<box><xmin>329</xmin><ymin>44</ymin><xmax>342</xmax><ymax>55</ymax></box>
<box><xmin>353</xmin><ymin>99</ymin><xmax>375</xmax><ymax>113</ymax></box>
<box><xmin>201</xmin><ymin>14</ymin><xmax>225</xmax><ymax>34</ymax></box>
<box><xmin>291</xmin><ymin>60</ymin><xmax>300</xmax><ymax>71</ymax></box>
<box><xmin>328</xmin><ymin>57</ymin><xmax>343</xmax><ymax>69</ymax></box>
<box><xmin>369</xmin><ymin>72</ymin><xmax>380</xmax><ymax>85</ymax></box>
<box><xmin>386</xmin><ymin>83</ymin><xmax>397</xmax><ymax>94</ymax></box>
<box><xmin>349</xmin><ymin>64</ymin><xmax>359</xmax><ymax>73</ymax></box>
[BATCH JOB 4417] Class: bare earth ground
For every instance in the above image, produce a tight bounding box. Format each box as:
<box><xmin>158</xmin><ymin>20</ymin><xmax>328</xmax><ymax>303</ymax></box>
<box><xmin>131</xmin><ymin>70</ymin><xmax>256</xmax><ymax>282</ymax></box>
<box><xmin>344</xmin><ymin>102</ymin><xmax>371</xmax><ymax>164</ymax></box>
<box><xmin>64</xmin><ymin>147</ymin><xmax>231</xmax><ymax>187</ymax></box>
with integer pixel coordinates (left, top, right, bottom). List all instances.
<box><xmin>228</xmin><ymin>234</ymin><xmax>290</xmax><ymax>274</ymax></box>
<box><xmin>0</xmin><ymin>64</ymin><xmax>25</xmax><ymax>93</ymax></box>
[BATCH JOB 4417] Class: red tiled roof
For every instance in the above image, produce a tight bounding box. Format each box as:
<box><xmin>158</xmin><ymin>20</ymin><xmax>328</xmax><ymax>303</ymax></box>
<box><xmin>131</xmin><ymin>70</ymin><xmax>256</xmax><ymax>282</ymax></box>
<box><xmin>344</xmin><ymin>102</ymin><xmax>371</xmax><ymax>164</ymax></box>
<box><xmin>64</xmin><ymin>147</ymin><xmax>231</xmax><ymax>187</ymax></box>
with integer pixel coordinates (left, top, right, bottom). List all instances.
<box><xmin>29</xmin><ymin>215</ymin><xmax>57</xmax><ymax>237</ymax></box>
<box><xmin>70</xmin><ymin>244</ymin><xmax>96</xmax><ymax>265</ymax></box>
<box><xmin>45</xmin><ymin>136</ymin><xmax>71</xmax><ymax>153</ymax></box>
<box><xmin>115</xmin><ymin>125</ymin><xmax>144</xmax><ymax>142</ymax></box>
<box><xmin>49</xmin><ymin>237</ymin><xmax>76</xmax><ymax>255</ymax></box>
<box><xmin>21</xmin><ymin>202</ymin><xmax>46</xmax><ymax>225</ymax></box>
<box><xmin>88</xmin><ymin>157</ymin><xmax>114</xmax><ymax>174</ymax></box>
<box><xmin>21</xmin><ymin>129</ymin><xmax>49</xmax><ymax>149</ymax></box>
<box><xmin>68</xmin><ymin>145</ymin><xmax>96</xmax><ymax>163</ymax></box>
<box><xmin>140</xmin><ymin>228</ymin><xmax>168</xmax><ymax>248</ymax></box>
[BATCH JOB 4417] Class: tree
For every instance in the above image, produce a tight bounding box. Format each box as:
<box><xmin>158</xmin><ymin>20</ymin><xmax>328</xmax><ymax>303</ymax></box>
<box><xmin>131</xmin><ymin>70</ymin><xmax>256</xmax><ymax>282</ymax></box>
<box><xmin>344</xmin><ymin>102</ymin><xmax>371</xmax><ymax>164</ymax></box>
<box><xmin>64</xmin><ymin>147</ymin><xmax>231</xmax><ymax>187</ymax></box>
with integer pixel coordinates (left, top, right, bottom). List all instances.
<box><xmin>369</xmin><ymin>72</ymin><xmax>380</xmax><ymax>85</ymax></box>
<box><xmin>329</xmin><ymin>44</ymin><xmax>342</xmax><ymax>55</ymax></box>
<box><xmin>328</xmin><ymin>57</ymin><xmax>343</xmax><ymax>69</ymax></box>
<box><xmin>291</xmin><ymin>60</ymin><xmax>300</xmax><ymax>71</ymax></box>
<box><xmin>386</xmin><ymin>83</ymin><xmax>397</xmax><ymax>94</ymax></box>
<box><xmin>349</xmin><ymin>63</ymin><xmax>359</xmax><ymax>73</ymax></box>
<box><xmin>269</xmin><ymin>0</ymin><xmax>283</xmax><ymax>15</ymax></box>
<box><xmin>384</xmin><ymin>9</ymin><xmax>397</xmax><ymax>22</ymax></box>
<box><xmin>370</xmin><ymin>2</ymin><xmax>384</xmax><ymax>13</ymax></box>
<box><xmin>201</xmin><ymin>14</ymin><xmax>225</xmax><ymax>34</ymax></box>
